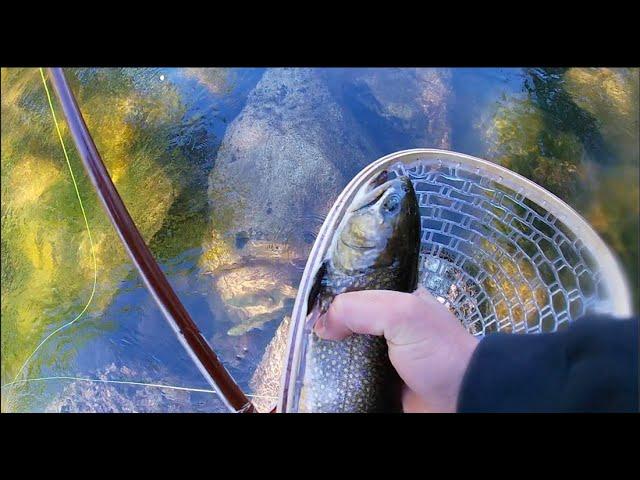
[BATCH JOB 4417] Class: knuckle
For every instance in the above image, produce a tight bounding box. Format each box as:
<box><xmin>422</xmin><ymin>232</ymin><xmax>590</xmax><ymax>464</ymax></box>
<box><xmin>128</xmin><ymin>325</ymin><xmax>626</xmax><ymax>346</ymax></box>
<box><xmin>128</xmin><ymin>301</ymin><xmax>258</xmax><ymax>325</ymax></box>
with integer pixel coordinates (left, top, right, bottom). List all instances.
<box><xmin>401</xmin><ymin>292</ymin><xmax>423</xmax><ymax>316</ymax></box>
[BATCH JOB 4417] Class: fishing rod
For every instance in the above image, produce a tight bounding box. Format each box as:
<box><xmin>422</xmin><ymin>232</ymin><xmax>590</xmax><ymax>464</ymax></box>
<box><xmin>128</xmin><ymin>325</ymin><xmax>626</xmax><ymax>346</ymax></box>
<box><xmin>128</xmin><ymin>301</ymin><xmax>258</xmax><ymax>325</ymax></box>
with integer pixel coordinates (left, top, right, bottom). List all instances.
<box><xmin>46</xmin><ymin>67</ymin><xmax>256</xmax><ymax>413</ymax></box>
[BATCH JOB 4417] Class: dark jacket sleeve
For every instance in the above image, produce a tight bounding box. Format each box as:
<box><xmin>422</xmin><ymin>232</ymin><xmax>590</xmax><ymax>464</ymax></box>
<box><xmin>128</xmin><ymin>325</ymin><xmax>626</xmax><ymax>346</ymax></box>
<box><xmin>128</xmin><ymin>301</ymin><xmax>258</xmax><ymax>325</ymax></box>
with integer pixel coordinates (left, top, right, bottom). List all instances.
<box><xmin>457</xmin><ymin>316</ymin><xmax>639</xmax><ymax>413</ymax></box>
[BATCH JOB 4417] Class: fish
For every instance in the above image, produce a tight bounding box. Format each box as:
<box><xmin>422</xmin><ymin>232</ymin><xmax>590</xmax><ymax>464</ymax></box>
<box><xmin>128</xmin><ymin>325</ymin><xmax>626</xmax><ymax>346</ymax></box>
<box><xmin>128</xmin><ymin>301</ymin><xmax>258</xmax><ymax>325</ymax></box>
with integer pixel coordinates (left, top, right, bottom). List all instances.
<box><xmin>294</xmin><ymin>170</ymin><xmax>421</xmax><ymax>412</ymax></box>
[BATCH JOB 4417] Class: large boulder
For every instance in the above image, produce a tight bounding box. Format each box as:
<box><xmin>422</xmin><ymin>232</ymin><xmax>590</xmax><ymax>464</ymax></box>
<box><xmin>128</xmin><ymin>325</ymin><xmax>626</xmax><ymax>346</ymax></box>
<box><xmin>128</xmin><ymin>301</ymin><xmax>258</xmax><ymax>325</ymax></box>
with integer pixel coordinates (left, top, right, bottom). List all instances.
<box><xmin>201</xmin><ymin>68</ymin><xmax>378</xmax><ymax>336</ymax></box>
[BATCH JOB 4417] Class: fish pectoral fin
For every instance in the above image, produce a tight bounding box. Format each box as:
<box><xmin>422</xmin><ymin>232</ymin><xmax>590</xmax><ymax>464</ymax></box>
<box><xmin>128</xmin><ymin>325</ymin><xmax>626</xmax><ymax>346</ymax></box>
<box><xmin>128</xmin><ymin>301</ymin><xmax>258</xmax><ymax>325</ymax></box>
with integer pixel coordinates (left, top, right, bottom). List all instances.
<box><xmin>306</xmin><ymin>260</ymin><xmax>328</xmax><ymax>316</ymax></box>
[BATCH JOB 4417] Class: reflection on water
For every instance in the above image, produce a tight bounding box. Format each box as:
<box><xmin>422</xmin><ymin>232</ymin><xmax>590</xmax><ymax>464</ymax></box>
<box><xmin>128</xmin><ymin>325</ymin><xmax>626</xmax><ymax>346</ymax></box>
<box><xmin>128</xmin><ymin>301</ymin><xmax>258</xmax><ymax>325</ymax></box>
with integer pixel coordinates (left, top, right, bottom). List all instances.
<box><xmin>1</xmin><ymin>67</ymin><xmax>638</xmax><ymax>412</ymax></box>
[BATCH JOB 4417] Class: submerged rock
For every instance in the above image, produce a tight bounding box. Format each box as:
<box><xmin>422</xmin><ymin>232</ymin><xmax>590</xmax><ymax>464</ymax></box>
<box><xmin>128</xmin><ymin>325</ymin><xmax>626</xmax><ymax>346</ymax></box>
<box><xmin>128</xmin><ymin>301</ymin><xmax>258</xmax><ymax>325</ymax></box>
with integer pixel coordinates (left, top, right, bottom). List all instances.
<box><xmin>323</xmin><ymin>68</ymin><xmax>453</xmax><ymax>154</ymax></box>
<box><xmin>201</xmin><ymin>68</ymin><xmax>378</xmax><ymax>336</ymax></box>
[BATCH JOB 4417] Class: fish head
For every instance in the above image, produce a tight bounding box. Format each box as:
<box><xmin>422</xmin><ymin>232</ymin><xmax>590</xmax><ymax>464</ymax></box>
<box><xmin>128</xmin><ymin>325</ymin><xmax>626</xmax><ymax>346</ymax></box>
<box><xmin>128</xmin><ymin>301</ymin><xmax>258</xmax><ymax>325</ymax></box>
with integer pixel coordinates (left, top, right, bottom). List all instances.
<box><xmin>332</xmin><ymin>171</ymin><xmax>420</xmax><ymax>274</ymax></box>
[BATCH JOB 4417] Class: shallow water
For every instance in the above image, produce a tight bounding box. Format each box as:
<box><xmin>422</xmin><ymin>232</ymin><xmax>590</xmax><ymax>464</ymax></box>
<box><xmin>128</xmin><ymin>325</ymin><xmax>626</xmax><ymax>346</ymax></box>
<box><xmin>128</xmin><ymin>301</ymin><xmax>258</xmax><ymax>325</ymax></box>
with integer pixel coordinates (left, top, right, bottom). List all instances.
<box><xmin>1</xmin><ymin>67</ymin><xmax>638</xmax><ymax>412</ymax></box>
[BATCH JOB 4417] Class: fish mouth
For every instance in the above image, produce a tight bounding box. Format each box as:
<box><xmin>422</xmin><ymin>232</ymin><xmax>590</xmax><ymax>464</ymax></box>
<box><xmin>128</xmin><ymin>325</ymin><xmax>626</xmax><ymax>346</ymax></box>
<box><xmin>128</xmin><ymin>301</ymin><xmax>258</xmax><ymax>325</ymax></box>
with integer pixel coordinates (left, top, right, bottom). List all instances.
<box><xmin>350</xmin><ymin>175</ymin><xmax>403</xmax><ymax>213</ymax></box>
<box><xmin>351</xmin><ymin>189</ymin><xmax>386</xmax><ymax>213</ymax></box>
<box><xmin>368</xmin><ymin>170</ymin><xmax>389</xmax><ymax>189</ymax></box>
<box><xmin>340</xmin><ymin>238</ymin><xmax>376</xmax><ymax>250</ymax></box>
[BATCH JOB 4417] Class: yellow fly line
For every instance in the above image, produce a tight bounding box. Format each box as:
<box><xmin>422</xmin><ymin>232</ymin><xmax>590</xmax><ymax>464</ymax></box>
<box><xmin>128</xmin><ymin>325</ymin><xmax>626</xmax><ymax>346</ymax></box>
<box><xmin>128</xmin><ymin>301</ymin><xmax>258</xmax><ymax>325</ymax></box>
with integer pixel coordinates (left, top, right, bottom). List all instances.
<box><xmin>6</xmin><ymin>68</ymin><xmax>98</xmax><ymax>385</ymax></box>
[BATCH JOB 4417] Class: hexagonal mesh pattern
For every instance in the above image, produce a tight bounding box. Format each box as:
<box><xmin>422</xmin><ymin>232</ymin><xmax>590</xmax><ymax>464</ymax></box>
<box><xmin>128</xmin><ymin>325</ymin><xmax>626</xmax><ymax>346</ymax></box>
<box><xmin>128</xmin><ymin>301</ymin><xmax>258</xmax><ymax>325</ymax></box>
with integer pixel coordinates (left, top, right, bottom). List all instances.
<box><xmin>390</xmin><ymin>158</ymin><xmax>623</xmax><ymax>336</ymax></box>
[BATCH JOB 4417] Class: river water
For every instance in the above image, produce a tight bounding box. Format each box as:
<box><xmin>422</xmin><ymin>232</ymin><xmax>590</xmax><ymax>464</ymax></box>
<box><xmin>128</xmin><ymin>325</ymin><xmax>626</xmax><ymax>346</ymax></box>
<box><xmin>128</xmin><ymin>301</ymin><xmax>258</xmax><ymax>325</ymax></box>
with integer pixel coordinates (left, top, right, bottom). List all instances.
<box><xmin>1</xmin><ymin>67</ymin><xmax>637</xmax><ymax>412</ymax></box>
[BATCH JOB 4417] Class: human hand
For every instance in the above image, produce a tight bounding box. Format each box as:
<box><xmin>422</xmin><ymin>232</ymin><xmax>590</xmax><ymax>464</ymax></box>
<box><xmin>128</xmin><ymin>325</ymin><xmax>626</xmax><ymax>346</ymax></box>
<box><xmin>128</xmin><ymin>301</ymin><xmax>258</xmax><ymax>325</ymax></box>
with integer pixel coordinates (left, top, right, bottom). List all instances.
<box><xmin>314</xmin><ymin>286</ymin><xmax>480</xmax><ymax>413</ymax></box>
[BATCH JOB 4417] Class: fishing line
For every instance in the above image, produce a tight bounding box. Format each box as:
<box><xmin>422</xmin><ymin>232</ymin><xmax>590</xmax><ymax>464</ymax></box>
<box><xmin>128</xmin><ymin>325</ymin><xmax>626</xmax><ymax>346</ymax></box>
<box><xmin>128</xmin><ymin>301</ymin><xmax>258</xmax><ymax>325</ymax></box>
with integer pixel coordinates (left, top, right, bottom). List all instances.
<box><xmin>0</xmin><ymin>376</ymin><xmax>277</xmax><ymax>400</ymax></box>
<box><xmin>4</xmin><ymin>68</ymin><xmax>99</xmax><ymax>386</ymax></box>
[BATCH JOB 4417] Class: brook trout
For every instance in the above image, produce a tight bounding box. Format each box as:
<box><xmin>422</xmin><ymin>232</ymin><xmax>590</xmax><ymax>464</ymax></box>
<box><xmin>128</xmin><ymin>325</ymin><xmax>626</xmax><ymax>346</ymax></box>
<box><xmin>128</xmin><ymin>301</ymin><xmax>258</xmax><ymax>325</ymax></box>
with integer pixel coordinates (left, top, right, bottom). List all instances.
<box><xmin>296</xmin><ymin>170</ymin><xmax>421</xmax><ymax>412</ymax></box>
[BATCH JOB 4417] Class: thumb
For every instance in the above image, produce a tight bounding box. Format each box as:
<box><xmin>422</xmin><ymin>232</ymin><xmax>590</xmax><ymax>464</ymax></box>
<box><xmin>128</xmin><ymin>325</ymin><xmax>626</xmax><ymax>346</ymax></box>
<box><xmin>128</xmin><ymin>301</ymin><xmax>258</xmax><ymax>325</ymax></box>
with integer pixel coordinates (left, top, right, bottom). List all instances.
<box><xmin>314</xmin><ymin>289</ymin><xmax>445</xmax><ymax>345</ymax></box>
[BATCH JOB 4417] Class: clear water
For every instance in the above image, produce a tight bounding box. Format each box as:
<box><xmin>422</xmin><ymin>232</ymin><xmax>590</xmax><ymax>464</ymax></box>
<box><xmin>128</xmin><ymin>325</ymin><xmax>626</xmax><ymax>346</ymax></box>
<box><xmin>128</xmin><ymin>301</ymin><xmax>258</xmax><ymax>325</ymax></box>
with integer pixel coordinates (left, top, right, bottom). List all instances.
<box><xmin>1</xmin><ymin>67</ymin><xmax>638</xmax><ymax>412</ymax></box>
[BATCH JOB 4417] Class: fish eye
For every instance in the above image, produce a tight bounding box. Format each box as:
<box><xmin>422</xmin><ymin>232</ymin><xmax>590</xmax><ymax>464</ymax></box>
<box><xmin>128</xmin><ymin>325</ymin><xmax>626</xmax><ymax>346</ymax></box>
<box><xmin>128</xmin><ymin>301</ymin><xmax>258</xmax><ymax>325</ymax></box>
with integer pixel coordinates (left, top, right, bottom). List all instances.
<box><xmin>383</xmin><ymin>195</ymin><xmax>400</xmax><ymax>213</ymax></box>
